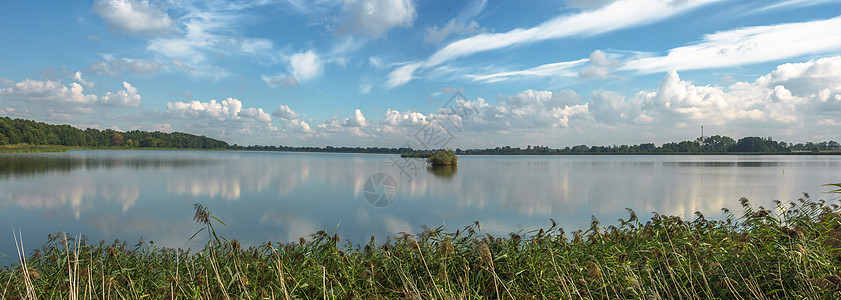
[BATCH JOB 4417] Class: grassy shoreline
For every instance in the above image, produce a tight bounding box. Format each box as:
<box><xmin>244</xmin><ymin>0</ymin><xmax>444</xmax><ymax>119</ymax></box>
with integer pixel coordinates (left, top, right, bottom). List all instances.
<box><xmin>3</xmin><ymin>192</ymin><xmax>841</xmax><ymax>298</ymax></box>
<box><xmin>0</xmin><ymin>144</ymin><xmax>233</xmax><ymax>153</ymax></box>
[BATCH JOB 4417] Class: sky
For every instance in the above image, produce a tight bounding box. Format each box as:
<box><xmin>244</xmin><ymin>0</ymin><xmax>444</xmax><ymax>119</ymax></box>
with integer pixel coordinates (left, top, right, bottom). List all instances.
<box><xmin>1</xmin><ymin>0</ymin><xmax>840</xmax><ymax>148</ymax></box>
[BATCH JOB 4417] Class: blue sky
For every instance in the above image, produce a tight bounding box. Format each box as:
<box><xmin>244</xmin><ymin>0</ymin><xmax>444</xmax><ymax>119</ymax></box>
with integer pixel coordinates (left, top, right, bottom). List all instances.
<box><xmin>1</xmin><ymin>0</ymin><xmax>840</xmax><ymax>148</ymax></box>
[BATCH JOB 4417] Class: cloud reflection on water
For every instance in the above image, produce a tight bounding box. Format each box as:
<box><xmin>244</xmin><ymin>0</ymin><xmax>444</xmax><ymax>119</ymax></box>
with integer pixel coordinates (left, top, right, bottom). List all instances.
<box><xmin>1</xmin><ymin>151</ymin><xmax>840</xmax><ymax>265</ymax></box>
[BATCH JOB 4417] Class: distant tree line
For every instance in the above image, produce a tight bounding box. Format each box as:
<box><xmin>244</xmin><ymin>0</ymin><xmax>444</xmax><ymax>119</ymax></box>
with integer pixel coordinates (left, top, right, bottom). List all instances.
<box><xmin>243</xmin><ymin>135</ymin><xmax>838</xmax><ymax>155</ymax></box>
<box><xmin>3</xmin><ymin>117</ymin><xmax>838</xmax><ymax>154</ymax></box>
<box><xmin>454</xmin><ymin>135</ymin><xmax>837</xmax><ymax>155</ymax></box>
<box><xmin>0</xmin><ymin>117</ymin><xmax>229</xmax><ymax>149</ymax></box>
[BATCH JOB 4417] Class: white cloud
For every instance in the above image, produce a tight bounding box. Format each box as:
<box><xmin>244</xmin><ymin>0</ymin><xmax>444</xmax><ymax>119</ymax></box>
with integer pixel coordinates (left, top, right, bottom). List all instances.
<box><xmin>339</xmin><ymin>0</ymin><xmax>416</xmax><ymax>38</ymax></box>
<box><xmin>319</xmin><ymin>109</ymin><xmax>368</xmax><ymax>129</ymax></box>
<box><xmin>273</xmin><ymin>105</ymin><xmax>302</xmax><ymax>120</ymax></box>
<box><xmin>589</xmin><ymin>90</ymin><xmax>634</xmax><ymax>125</ymax></box>
<box><xmin>386</xmin><ymin>62</ymin><xmax>421</xmax><ymax>88</ymax></box>
<box><xmin>345</xmin><ymin>109</ymin><xmax>367</xmax><ymax>127</ymax></box>
<box><xmin>273</xmin><ymin>105</ymin><xmax>311</xmax><ymax>132</ymax></box>
<box><xmin>153</xmin><ymin>123</ymin><xmax>173</xmax><ymax>132</ymax></box>
<box><xmin>0</xmin><ymin>106</ymin><xmax>29</xmax><ymax>117</ymax></box>
<box><xmin>166</xmin><ymin>98</ymin><xmax>272</xmax><ymax>126</ymax></box>
<box><xmin>389</xmin><ymin>0</ymin><xmax>719</xmax><ymax>87</ymax></box>
<box><xmin>622</xmin><ymin>15</ymin><xmax>841</xmax><ymax>74</ymax></box>
<box><xmin>92</xmin><ymin>0</ymin><xmax>174</xmax><ymax>35</ymax></box>
<box><xmin>289</xmin><ymin>50</ymin><xmax>323</xmax><ymax>81</ymax></box>
<box><xmin>0</xmin><ymin>79</ymin><xmax>97</xmax><ymax>105</ymax></box>
<box><xmin>469</xmin><ymin>59</ymin><xmax>588</xmax><ymax>83</ymax></box>
<box><xmin>381</xmin><ymin>109</ymin><xmax>427</xmax><ymax>127</ymax></box>
<box><xmin>145</xmin><ymin>5</ymin><xmax>276</xmax><ymax>78</ymax></box>
<box><xmin>72</xmin><ymin>72</ymin><xmax>94</xmax><ymax>88</ymax></box>
<box><xmin>579</xmin><ymin>50</ymin><xmax>621</xmax><ymax>79</ymax></box>
<box><xmin>590</xmin><ymin>57</ymin><xmax>841</xmax><ymax>130</ymax></box>
<box><xmin>100</xmin><ymin>81</ymin><xmax>142</xmax><ymax>107</ymax></box>
<box><xmin>753</xmin><ymin>0</ymin><xmax>836</xmax><ymax>14</ymax></box>
<box><xmin>427</xmin><ymin>90</ymin><xmax>587</xmax><ymax>131</ymax></box>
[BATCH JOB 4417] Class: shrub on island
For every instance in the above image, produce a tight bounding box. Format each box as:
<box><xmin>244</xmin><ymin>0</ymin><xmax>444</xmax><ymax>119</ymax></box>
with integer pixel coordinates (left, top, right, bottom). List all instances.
<box><xmin>427</xmin><ymin>150</ymin><xmax>457</xmax><ymax>166</ymax></box>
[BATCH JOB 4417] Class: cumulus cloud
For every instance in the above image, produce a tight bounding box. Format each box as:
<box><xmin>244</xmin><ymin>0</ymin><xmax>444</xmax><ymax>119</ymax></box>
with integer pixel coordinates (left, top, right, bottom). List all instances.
<box><xmin>381</xmin><ymin>109</ymin><xmax>427</xmax><ymax>127</ymax></box>
<box><xmin>0</xmin><ymin>79</ymin><xmax>97</xmax><ymax>105</ymax></box>
<box><xmin>345</xmin><ymin>109</ymin><xmax>367</xmax><ymax>127</ymax></box>
<box><xmin>320</xmin><ymin>109</ymin><xmax>368</xmax><ymax>128</ymax></box>
<box><xmin>389</xmin><ymin>0</ymin><xmax>718</xmax><ymax>87</ymax></box>
<box><xmin>579</xmin><ymin>50</ymin><xmax>621</xmax><ymax>79</ymax></box>
<box><xmin>72</xmin><ymin>71</ymin><xmax>94</xmax><ymax>88</ymax></box>
<box><xmin>272</xmin><ymin>105</ymin><xmax>311</xmax><ymax>132</ymax></box>
<box><xmin>273</xmin><ymin>105</ymin><xmax>302</xmax><ymax>120</ymax></box>
<box><xmin>426</xmin><ymin>90</ymin><xmax>587</xmax><ymax>132</ymax></box>
<box><xmin>100</xmin><ymin>81</ymin><xmax>142</xmax><ymax>107</ymax></box>
<box><xmin>622</xmin><ymin>15</ymin><xmax>841</xmax><ymax>74</ymax></box>
<box><xmin>339</xmin><ymin>0</ymin><xmax>416</xmax><ymax>38</ymax></box>
<box><xmin>289</xmin><ymin>50</ymin><xmax>323</xmax><ymax>81</ymax></box>
<box><xmin>0</xmin><ymin>78</ymin><xmax>143</xmax><ymax>114</ymax></box>
<box><xmin>585</xmin><ymin>56</ymin><xmax>841</xmax><ymax>133</ymax></box>
<box><xmin>165</xmin><ymin>98</ymin><xmax>273</xmax><ymax>130</ymax></box>
<box><xmin>92</xmin><ymin>0</ymin><xmax>174</xmax><ymax>35</ymax></box>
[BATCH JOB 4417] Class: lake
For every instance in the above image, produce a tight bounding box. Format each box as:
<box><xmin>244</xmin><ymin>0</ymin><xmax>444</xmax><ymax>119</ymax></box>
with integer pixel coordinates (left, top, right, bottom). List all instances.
<box><xmin>1</xmin><ymin>150</ymin><xmax>840</xmax><ymax>264</ymax></box>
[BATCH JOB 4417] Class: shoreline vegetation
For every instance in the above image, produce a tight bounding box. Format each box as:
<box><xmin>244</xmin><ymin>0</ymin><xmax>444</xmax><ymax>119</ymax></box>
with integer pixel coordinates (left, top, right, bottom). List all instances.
<box><xmin>2</xmin><ymin>117</ymin><xmax>841</xmax><ymax>155</ymax></box>
<box><xmin>2</xmin><ymin>186</ymin><xmax>841</xmax><ymax>298</ymax></box>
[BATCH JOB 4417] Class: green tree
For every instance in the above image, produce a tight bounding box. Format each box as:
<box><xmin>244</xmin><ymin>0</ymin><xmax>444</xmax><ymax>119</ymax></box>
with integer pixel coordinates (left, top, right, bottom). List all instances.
<box><xmin>702</xmin><ymin>135</ymin><xmax>735</xmax><ymax>152</ymax></box>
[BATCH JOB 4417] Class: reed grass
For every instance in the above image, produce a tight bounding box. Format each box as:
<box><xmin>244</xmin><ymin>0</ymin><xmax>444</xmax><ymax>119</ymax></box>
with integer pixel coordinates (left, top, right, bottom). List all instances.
<box><xmin>0</xmin><ymin>144</ymin><xmax>70</xmax><ymax>153</ymax></box>
<box><xmin>3</xmin><ymin>192</ymin><xmax>841</xmax><ymax>299</ymax></box>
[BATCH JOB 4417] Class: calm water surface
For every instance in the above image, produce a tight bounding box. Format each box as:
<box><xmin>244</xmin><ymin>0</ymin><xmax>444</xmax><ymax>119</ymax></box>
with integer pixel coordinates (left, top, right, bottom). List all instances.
<box><xmin>1</xmin><ymin>150</ymin><xmax>840</xmax><ymax>264</ymax></box>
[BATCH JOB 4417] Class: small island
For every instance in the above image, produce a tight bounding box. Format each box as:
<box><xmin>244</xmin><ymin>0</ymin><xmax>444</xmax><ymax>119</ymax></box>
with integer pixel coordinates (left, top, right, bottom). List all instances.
<box><xmin>426</xmin><ymin>149</ymin><xmax>458</xmax><ymax>166</ymax></box>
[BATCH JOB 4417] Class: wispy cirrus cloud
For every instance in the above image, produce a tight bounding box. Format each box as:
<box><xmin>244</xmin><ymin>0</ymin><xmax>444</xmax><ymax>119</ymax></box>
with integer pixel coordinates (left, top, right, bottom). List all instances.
<box><xmin>622</xmin><ymin>15</ymin><xmax>841</xmax><ymax>74</ymax></box>
<box><xmin>468</xmin><ymin>59</ymin><xmax>588</xmax><ymax>83</ymax></box>
<box><xmin>388</xmin><ymin>0</ymin><xmax>721</xmax><ymax>87</ymax></box>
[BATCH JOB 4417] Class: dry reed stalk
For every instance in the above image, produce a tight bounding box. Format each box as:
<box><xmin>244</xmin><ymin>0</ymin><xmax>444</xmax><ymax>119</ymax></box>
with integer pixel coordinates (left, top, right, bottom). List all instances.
<box><xmin>13</xmin><ymin>229</ymin><xmax>37</xmax><ymax>300</ymax></box>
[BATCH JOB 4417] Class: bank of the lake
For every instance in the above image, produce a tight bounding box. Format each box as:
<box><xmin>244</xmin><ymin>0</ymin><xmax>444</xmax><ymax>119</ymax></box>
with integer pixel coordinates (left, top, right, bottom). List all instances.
<box><xmin>0</xmin><ymin>144</ymin><xmax>236</xmax><ymax>153</ymax></box>
<box><xmin>3</xmin><ymin>194</ymin><xmax>841</xmax><ymax>298</ymax></box>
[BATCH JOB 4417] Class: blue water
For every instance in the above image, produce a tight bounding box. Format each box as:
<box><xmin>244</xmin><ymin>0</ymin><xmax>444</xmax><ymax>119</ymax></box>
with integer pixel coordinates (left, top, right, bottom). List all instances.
<box><xmin>1</xmin><ymin>150</ymin><xmax>839</xmax><ymax>265</ymax></box>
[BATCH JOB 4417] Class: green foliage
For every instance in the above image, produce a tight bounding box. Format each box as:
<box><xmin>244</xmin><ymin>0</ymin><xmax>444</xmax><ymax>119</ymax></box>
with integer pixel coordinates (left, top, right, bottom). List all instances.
<box><xmin>0</xmin><ymin>117</ymin><xmax>229</xmax><ymax>149</ymax></box>
<box><xmin>4</xmin><ymin>195</ymin><xmax>841</xmax><ymax>298</ymax></box>
<box><xmin>826</xmin><ymin>183</ymin><xmax>841</xmax><ymax>194</ymax></box>
<box><xmin>729</xmin><ymin>136</ymin><xmax>790</xmax><ymax>153</ymax></box>
<box><xmin>427</xmin><ymin>150</ymin><xmax>458</xmax><ymax>166</ymax></box>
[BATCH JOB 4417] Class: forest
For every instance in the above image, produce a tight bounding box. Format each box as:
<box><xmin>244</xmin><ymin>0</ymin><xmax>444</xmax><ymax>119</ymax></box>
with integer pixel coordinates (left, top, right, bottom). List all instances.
<box><xmin>0</xmin><ymin>117</ymin><xmax>229</xmax><ymax>149</ymax></box>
